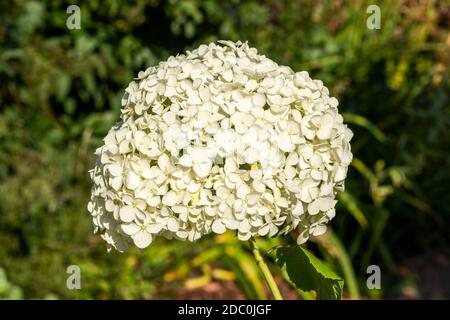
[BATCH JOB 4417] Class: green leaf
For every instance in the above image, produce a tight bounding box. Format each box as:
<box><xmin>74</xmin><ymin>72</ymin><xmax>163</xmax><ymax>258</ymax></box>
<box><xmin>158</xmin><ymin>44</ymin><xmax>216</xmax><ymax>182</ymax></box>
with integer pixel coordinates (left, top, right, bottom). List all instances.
<box><xmin>343</xmin><ymin>113</ymin><xmax>388</xmax><ymax>143</ymax></box>
<box><xmin>338</xmin><ymin>191</ymin><xmax>369</xmax><ymax>229</ymax></box>
<box><xmin>316</xmin><ymin>229</ymin><xmax>361</xmax><ymax>299</ymax></box>
<box><xmin>276</xmin><ymin>246</ymin><xmax>344</xmax><ymax>300</ymax></box>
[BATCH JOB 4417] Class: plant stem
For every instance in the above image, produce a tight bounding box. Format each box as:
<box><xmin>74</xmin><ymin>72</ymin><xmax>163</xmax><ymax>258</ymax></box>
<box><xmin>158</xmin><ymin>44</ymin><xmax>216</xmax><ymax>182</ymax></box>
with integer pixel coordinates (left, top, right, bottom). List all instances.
<box><xmin>249</xmin><ymin>237</ymin><xmax>283</xmax><ymax>300</ymax></box>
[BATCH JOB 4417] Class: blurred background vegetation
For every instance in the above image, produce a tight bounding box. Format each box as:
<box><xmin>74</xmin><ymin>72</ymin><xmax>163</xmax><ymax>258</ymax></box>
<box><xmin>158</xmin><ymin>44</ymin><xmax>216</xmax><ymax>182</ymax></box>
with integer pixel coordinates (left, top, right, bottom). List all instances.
<box><xmin>0</xmin><ymin>0</ymin><xmax>449</xmax><ymax>299</ymax></box>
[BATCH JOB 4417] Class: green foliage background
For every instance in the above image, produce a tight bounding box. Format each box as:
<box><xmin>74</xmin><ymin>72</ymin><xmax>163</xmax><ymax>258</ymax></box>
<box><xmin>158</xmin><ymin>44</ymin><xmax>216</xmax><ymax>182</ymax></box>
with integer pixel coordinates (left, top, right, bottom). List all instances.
<box><xmin>0</xmin><ymin>0</ymin><xmax>449</xmax><ymax>299</ymax></box>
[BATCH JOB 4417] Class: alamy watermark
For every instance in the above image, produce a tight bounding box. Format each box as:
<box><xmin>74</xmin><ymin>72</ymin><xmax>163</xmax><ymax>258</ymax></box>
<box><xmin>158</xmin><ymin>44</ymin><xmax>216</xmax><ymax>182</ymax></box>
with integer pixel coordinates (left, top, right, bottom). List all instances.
<box><xmin>66</xmin><ymin>265</ymin><xmax>81</xmax><ymax>290</ymax></box>
<box><xmin>366</xmin><ymin>265</ymin><xmax>381</xmax><ymax>290</ymax></box>
<box><xmin>366</xmin><ymin>5</ymin><xmax>381</xmax><ymax>30</ymax></box>
<box><xmin>66</xmin><ymin>5</ymin><xmax>81</xmax><ymax>30</ymax></box>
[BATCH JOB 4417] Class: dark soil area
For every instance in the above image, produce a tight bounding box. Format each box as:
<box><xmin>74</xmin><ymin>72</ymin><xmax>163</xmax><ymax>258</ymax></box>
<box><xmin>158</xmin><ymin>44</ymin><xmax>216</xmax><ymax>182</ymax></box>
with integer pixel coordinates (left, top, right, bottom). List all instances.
<box><xmin>394</xmin><ymin>251</ymin><xmax>450</xmax><ymax>299</ymax></box>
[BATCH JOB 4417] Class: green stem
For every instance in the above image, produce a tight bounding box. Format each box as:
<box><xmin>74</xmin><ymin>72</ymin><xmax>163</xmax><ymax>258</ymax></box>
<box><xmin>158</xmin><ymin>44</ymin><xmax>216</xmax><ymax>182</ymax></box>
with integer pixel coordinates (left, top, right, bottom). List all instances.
<box><xmin>249</xmin><ymin>237</ymin><xmax>283</xmax><ymax>300</ymax></box>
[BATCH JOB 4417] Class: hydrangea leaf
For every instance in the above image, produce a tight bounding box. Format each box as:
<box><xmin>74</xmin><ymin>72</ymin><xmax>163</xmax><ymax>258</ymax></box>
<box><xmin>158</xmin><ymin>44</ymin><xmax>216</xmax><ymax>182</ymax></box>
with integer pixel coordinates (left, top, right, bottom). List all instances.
<box><xmin>276</xmin><ymin>245</ymin><xmax>344</xmax><ymax>300</ymax></box>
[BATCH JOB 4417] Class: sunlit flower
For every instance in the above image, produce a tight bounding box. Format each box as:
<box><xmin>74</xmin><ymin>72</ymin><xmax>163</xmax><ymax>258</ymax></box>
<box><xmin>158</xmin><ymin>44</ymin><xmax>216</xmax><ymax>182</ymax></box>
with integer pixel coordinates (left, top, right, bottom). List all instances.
<box><xmin>88</xmin><ymin>40</ymin><xmax>353</xmax><ymax>251</ymax></box>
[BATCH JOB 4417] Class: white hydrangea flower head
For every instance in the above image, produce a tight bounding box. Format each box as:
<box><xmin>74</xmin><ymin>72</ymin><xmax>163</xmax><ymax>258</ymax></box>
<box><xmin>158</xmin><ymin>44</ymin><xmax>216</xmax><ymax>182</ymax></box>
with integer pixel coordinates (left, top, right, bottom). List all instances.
<box><xmin>88</xmin><ymin>40</ymin><xmax>353</xmax><ymax>251</ymax></box>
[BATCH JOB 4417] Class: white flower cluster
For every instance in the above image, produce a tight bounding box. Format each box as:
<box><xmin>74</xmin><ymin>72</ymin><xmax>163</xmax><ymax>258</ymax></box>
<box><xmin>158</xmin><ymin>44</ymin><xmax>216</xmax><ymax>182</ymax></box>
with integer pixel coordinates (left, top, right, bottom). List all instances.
<box><xmin>88</xmin><ymin>41</ymin><xmax>353</xmax><ymax>251</ymax></box>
